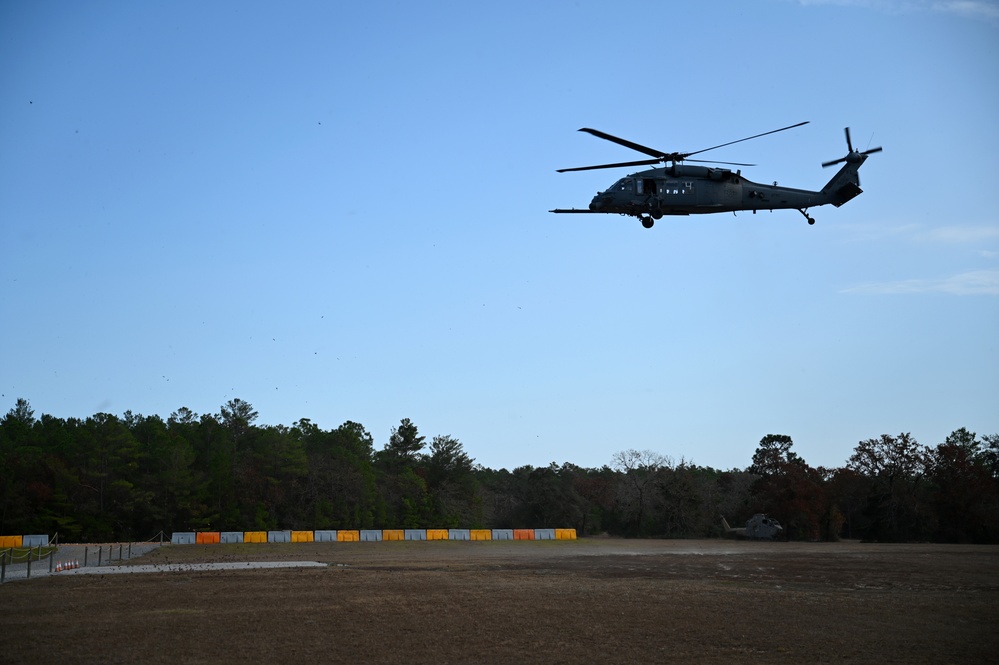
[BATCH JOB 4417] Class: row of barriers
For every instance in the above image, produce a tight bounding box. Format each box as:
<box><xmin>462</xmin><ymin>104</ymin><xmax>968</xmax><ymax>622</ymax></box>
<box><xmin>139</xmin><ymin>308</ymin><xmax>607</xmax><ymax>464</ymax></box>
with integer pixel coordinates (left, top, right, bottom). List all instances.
<box><xmin>171</xmin><ymin>528</ymin><xmax>577</xmax><ymax>544</ymax></box>
<box><xmin>0</xmin><ymin>535</ymin><xmax>51</xmax><ymax>548</ymax></box>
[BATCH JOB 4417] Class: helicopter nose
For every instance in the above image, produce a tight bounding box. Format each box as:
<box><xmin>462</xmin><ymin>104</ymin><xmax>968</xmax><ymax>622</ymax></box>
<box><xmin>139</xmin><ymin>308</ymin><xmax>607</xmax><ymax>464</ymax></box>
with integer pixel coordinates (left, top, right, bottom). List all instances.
<box><xmin>589</xmin><ymin>194</ymin><xmax>606</xmax><ymax>211</ymax></box>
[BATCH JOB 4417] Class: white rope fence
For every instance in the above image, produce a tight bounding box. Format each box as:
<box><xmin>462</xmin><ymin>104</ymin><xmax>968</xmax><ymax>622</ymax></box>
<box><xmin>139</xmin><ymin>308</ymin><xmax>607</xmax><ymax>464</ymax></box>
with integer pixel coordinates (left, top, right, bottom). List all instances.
<box><xmin>0</xmin><ymin>531</ymin><xmax>166</xmax><ymax>583</ymax></box>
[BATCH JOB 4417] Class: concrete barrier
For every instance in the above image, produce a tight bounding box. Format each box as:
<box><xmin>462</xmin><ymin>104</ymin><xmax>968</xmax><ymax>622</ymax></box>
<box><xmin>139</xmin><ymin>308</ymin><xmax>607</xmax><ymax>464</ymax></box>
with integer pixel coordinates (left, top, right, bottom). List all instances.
<box><xmin>220</xmin><ymin>532</ymin><xmax>244</xmax><ymax>544</ymax></box>
<box><xmin>171</xmin><ymin>532</ymin><xmax>196</xmax><ymax>545</ymax></box>
<box><xmin>21</xmin><ymin>535</ymin><xmax>49</xmax><ymax>547</ymax></box>
<box><xmin>492</xmin><ymin>529</ymin><xmax>513</xmax><ymax>541</ymax></box>
<box><xmin>404</xmin><ymin>530</ymin><xmax>426</xmax><ymax>541</ymax></box>
<box><xmin>448</xmin><ymin>529</ymin><xmax>470</xmax><ymax>541</ymax></box>
<box><xmin>534</xmin><ymin>528</ymin><xmax>556</xmax><ymax>541</ymax></box>
<box><xmin>360</xmin><ymin>530</ymin><xmax>382</xmax><ymax>542</ymax></box>
<box><xmin>314</xmin><ymin>530</ymin><xmax>338</xmax><ymax>542</ymax></box>
<box><xmin>268</xmin><ymin>531</ymin><xmax>291</xmax><ymax>543</ymax></box>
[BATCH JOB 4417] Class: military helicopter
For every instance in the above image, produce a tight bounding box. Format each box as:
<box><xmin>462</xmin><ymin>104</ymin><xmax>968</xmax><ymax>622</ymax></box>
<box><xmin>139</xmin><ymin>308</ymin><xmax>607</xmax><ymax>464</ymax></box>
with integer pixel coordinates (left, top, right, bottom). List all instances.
<box><xmin>551</xmin><ymin>122</ymin><xmax>881</xmax><ymax>229</ymax></box>
<box><xmin>721</xmin><ymin>514</ymin><xmax>783</xmax><ymax>540</ymax></box>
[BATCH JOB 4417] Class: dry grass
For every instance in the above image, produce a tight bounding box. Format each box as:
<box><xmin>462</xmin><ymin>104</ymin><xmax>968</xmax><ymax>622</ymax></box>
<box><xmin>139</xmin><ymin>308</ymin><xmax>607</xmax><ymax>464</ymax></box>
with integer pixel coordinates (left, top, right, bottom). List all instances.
<box><xmin>2</xmin><ymin>539</ymin><xmax>997</xmax><ymax>663</ymax></box>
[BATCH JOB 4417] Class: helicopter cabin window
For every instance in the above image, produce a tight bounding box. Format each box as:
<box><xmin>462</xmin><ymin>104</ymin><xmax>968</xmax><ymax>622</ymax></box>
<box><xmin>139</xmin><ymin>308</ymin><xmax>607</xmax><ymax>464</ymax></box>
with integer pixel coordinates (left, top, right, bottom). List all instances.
<box><xmin>637</xmin><ymin>178</ymin><xmax>656</xmax><ymax>195</ymax></box>
<box><xmin>663</xmin><ymin>181</ymin><xmax>687</xmax><ymax>195</ymax></box>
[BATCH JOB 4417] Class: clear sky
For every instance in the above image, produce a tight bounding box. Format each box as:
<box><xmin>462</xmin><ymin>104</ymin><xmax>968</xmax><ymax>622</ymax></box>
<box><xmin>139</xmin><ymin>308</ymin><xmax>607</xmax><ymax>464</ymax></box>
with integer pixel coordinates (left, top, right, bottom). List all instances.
<box><xmin>2</xmin><ymin>0</ymin><xmax>997</xmax><ymax>472</ymax></box>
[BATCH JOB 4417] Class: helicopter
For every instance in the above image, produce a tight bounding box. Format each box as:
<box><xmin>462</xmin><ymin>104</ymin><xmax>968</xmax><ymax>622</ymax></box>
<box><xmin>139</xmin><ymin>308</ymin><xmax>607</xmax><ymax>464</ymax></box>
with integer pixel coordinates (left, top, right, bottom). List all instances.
<box><xmin>721</xmin><ymin>514</ymin><xmax>783</xmax><ymax>540</ymax></box>
<box><xmin>550</xmin><ymin>122</ymin><xmax>881</xmax><ymax>229</ymax></box>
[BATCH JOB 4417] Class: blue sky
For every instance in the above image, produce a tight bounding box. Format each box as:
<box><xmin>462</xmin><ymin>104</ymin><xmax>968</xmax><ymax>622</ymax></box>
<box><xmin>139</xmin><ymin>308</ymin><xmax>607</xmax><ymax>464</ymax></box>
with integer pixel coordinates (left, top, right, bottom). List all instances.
<box><xmin>2</xmin><ymin>0</ymin><xmax>997</xmax><ymax>471</ymax></box>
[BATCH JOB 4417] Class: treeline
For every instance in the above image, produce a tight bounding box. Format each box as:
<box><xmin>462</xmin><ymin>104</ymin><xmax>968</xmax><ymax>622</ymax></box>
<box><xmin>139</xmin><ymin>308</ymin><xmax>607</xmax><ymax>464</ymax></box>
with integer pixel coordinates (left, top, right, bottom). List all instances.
<box><xmin>1</xmin><ymin>398</ymin><xmax>997</xmax><ymax>543</ymax></box>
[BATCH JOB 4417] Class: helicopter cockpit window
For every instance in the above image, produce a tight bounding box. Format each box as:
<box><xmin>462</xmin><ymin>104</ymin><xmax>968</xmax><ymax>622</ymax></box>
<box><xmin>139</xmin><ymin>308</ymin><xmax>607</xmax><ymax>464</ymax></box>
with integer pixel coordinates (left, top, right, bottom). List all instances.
<box><xmin>613</xmin><ymin>178</ymin><xmax>635</xmax><ymax>192</ymax></box>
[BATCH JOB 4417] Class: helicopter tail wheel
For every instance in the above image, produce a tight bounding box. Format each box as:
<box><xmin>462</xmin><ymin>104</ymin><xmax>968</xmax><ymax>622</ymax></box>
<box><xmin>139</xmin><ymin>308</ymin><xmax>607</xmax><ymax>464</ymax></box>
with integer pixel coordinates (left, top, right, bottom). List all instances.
<box><xmin>798</xmin><ymin>209</ymin><xmax>815</xmax><ymax>225</ymax></box>
<box><xmin>641</xmin><ymin>216</ymin><xmax>654</xmax><ymax>229</ymax></box>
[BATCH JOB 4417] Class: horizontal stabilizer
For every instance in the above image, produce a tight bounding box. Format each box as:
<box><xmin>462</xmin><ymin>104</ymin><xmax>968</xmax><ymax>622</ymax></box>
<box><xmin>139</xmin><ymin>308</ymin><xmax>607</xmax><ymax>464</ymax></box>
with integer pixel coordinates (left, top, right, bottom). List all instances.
<box><xmin>832</xmin><ymin>181</ymin><xmax>863</xmax><ymax>207</ymax></box>
<box><xmin>550</xmin><ymin>208</ymin><xmax>602</xmax><ymax>214</ymax></box>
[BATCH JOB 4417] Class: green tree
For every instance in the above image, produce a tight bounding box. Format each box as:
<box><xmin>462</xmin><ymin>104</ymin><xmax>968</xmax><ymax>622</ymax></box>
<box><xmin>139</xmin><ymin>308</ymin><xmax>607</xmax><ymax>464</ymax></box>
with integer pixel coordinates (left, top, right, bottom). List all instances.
<box><xmin>381</xmin><ymin>418</ymin><xmax>425</xmax><ymax>464</ymax></box>
<box><xmin>749</xmin><ymin>434</ymin><xmax>800</xmax><ymax>476</ymax></box>
<box><xmin>425</xmin><ymin>435</ymin><xmax>479</xmax><ymax>526</ymax></box>
<box><xmin>848</xmin><ymin>433</ymin><xmax>931</xmax><ymax>541</ymax></box>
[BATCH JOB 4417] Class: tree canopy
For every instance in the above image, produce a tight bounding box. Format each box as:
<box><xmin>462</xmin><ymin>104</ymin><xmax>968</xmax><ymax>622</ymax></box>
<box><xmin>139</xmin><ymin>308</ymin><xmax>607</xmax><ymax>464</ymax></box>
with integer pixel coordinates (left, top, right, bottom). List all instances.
<box><xmin>1</xmin><ymin>398</ymin><xmax>996</xmax><ymax>543</ymax></box>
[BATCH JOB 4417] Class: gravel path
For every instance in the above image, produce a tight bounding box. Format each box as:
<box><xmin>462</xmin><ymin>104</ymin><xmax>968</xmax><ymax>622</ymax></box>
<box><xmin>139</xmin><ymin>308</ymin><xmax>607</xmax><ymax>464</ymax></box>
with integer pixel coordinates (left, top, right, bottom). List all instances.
<box><xmin>1</xmin><ymin>542</ymin><xmax>164</xmax><ymax>583</ymax></box>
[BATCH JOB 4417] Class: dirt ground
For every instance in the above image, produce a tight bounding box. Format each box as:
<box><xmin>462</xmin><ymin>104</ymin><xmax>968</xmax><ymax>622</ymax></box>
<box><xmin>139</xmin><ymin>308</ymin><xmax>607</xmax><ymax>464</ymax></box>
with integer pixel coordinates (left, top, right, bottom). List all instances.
<box><xmin>2</xmin><ymin>539</ymin><xmax>997</xmax><ymax>664</ymax></box>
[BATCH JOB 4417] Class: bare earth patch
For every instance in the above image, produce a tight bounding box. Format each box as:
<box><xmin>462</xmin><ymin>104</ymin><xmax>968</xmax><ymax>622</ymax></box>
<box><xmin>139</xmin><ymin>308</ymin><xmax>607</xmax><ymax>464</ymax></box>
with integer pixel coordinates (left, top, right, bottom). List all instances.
<box><xmin>2</xmin><ymin>539</ymin><xmax>996</xmax><ymax>664</ymax></box>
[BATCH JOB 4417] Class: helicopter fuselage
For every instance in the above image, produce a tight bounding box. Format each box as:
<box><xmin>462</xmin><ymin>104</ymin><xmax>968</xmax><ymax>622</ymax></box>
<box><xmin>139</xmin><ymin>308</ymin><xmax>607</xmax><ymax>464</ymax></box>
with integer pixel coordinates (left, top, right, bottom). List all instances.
<box><xmin>587</xmin><ymin>165</ymin><xmax>832</xmax><ymax>217</ymax></box>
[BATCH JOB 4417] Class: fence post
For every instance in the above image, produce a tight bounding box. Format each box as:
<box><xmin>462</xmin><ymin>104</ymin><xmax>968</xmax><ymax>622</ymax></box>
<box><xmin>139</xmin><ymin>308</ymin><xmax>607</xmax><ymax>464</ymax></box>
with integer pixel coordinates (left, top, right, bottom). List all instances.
<box><xmin>128</xmin><ymin>542</ymin><xmax>132</xmax><ymax>559</ymax></box>
<box><xmin>1</xmin><ymin>551</ymin><xmax>6</xmax><ymax>583</ymax></box>
<box><xmin>118</xmin><ymin>544</ymin><xmax>123</xmax><ymax>561</ymax></box>
<box><xmin>27</xmin><ymin>556</ymin><xmax>32</xmax><ymax>579</ymax></box>
<box><xmin>84</xmin><ymin>547</ymin><xmax>88</xmax><ymax>567</ymax></box>
<box><xmin>48</xmin><ymin>551</ymin><xmax>53</xmax><ymax>573</ymax></box>
<box><xmin>98</xmin><ymin>547</ymin><xmax>102</xmax><ymax>566</ymax></box>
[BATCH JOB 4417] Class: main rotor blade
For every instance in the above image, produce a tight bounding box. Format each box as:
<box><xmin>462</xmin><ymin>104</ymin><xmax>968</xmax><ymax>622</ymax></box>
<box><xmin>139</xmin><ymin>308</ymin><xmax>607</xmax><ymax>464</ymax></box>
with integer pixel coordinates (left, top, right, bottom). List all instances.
<box><xmin>686</xmin><ymin>158</ymin><xmax>756</xmax><ymax>167</ymax></box>
<box><xmin>684</xmin><ymin>121</ymin><xmax>810</xmax><ymax>159</ymax></box>
<box><xmin>556</xmin><ymin>158</ymin><xmax>662</xmax><ymax>173</ymax></box>
<box><xmin>577</xmin><ymin>128</ymin><xmax>671</xmax><ymax>160</ymax></box>
<box><xmin>845</xmin><ymin>127</ymin><xmax>854</xmax><ymax>153</ymax></box>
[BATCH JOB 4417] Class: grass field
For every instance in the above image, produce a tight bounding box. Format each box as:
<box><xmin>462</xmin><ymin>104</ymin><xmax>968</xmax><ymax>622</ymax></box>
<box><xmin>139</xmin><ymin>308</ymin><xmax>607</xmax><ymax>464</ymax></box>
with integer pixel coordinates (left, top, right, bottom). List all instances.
<box><xmin>2</xmin><ymin>539</ymin><xmax>997</xmax><ymax>663</ymax></box>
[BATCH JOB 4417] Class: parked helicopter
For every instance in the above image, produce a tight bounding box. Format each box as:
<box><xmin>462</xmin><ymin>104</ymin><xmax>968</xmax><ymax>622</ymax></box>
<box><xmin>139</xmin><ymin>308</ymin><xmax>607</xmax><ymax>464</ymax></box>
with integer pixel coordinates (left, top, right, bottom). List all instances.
<box><xmin>551</xmin><ymin>123</ymin><xmax>881</xmax><ymax>229</ymax></box>
<box><xmin>721</xmin><ymin>514</ymin><xmax>783</xmax><ymax>540</ymax></box>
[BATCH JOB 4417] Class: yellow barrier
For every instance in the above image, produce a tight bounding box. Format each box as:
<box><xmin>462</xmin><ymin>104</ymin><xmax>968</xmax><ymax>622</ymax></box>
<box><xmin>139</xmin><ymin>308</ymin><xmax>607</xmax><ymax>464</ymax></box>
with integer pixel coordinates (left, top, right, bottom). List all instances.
<box><xmin>291</xmin><ymin>531</ymin><xmax>314</xmax><ymax>543</ymax></box>
<box><xmin>555</xmin><ymin>528</ymin><xmax>577</xmax><ymax>540</ymax></box>
<box><xmin>470</xmin><ymin>529</ymin><xmax>492</xmax><ymax>541</ymax></box>
<box><xmin>383</xmin><ymin>529</ymin><xmax>404</xmax><ymax>541</ymax></box>
<box><xmin>0</xmin><ymin>535</ymin><xmax>23</xmax><ymax>548</ymax></box>
<box><xmin>337</xmin><ymin>530</ymin><xmax>359</xmax><ymax>542</ymax></box>
<box><xmin>425</xmin><ymin>529</ymin><xmax>449</xmax><ymax>541</ymax></box>
<box><xmin>244</xmin><ymin>531</ymin><xmax>267</xmax><ymax>543</ymax></box>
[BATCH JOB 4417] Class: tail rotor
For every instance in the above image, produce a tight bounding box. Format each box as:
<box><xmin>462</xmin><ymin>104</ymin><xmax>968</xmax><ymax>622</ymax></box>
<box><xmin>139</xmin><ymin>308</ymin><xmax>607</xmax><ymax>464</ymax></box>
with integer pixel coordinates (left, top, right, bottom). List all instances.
<box><xmin>822</xmin><ymin>127</ymin><xmax>882</xmax><ymax>168</ymax></box>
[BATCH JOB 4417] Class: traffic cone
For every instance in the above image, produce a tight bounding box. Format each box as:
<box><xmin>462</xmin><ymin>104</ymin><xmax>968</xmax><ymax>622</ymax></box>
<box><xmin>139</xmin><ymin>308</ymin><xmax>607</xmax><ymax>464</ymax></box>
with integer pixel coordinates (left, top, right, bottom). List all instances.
<box><xmin>56</xmin><ymin>562</ymin><xmax>62</xmax><ymax>572</ymax></box>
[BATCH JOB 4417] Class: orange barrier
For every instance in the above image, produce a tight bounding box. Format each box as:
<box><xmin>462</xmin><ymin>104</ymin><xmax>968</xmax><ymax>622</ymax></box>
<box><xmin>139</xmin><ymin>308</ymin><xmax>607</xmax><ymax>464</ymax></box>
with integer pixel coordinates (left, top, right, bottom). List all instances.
<box><xmin>196</xmin><ymin>532</ymin><xmax>220</xmax><ymax>544</ymax></box>
<box><xmin>337</xmin><ymin>530</ymin><xmax>359</xmax><ymax>542</ymax></box>
<box><xmin>513</xmin><ymin>529</ymin><xmax>535</xmax><ymax>540</ymax></box>
<box><xmin>383</xmin><ymin>529</ymin><xmax>404</xmax><ymax>541</ymax></box>
<box><xmin>244</xmin><ymin>531</ymin><xmax>267</xmax><ymax>543</ymax></box>
<box><xmin>0</xmin><ymin>535</ymin><xmax>23</xmax><ymax>548</ymax></box>
<box><xmin>291</xmin><ymin>531</ymin><xmax>314</xmax><ymax>543</ymax></box>
<box><xmin>470</xmin><ymin>529</ymin><xmax>492</xmax><ymax>541</ymax></box>
<box><xmin>555</xmin><ymin>528</ymin><xmax>577</xmax><ymax>540</ymax></box>
<box><xmin>425</xmin><ymin>529</ymin><xmax>449</xmax><ymax>541</ymax></box>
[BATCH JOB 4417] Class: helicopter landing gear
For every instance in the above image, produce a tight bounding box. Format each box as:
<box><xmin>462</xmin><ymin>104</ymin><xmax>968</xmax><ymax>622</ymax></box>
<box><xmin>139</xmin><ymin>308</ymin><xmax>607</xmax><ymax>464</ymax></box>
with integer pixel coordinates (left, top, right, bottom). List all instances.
<box><xmin>640</xmin><ymin>216</ymin><xmax>654</xmax><ymax>229</ymax></box>
<box><xmin>798</xmin><ymin>208</ymin><xmax>815</xmax><ymax>225</ymax></box>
